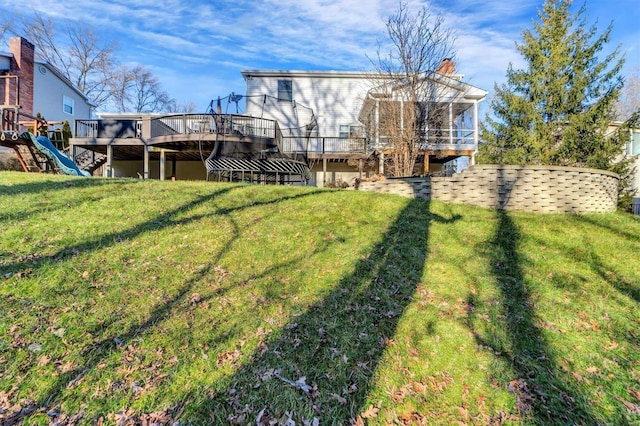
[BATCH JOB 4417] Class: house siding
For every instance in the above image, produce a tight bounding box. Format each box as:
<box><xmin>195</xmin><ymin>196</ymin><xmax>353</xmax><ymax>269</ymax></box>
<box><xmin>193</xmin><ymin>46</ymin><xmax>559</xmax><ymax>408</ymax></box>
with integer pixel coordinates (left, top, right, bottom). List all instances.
<box><xmin>243</xmin><ymin>71</ymin><xmax>371</xmax><ymax>137</ymax></box>
<box><xmin>33</xmin><ymin>64</ymin><xmax>92</xmax><ymax>125</ymax></box>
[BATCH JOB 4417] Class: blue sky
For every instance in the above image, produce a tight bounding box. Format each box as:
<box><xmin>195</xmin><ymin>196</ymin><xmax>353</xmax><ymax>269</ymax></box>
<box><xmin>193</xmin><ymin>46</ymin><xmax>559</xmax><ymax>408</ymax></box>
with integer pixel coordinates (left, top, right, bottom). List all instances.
<box><xmin>2</xmin><ymin>0</ymin><xmax>639</xmax><ymax>112</ymax></box>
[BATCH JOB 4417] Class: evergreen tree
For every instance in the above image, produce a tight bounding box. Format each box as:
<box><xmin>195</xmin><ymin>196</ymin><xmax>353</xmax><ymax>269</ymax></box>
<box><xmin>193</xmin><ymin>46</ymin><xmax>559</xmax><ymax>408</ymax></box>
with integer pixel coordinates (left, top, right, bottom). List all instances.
<box><xmin>478</xmin><ymin>0</ymin><xmax>625</xmax><ymax>170</ymax></box>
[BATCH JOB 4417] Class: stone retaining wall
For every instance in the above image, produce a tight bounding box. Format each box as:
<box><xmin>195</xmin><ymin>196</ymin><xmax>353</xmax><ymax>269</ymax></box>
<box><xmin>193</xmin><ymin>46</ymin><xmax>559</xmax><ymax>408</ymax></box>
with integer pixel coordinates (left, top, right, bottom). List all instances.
<box><xmin>357</xmin><ymin>165</ymin><xmax>619</xmax><ymax>213</ymax></box>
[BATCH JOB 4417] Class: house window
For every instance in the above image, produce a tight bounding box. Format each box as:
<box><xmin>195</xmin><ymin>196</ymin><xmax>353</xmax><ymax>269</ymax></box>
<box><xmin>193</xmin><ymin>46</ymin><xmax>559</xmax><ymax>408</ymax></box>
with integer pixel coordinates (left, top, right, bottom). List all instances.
<box><xmin>278</xmin><ymin>80</ymin><xmax>292</xmax><ymax>102</ymax></box>
<box><xmin>63</xmin><ymin>96</ymin><xmax>74</xmax><ymax>115</ymax></box>
<box><xmin>339</xmin><ymin>125</ymin><xmax>363</xmax><ymax>138</ymax></box>
<box><xmin>628</xmin><ymin>130</ymin><xmax>640</xmax><ymax>156</ymax></box>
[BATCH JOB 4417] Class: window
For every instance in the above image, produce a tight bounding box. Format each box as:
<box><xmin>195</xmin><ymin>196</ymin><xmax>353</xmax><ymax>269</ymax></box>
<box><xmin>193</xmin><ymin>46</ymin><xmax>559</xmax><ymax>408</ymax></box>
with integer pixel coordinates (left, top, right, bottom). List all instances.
<box><xmin>277</xmin><ymin>80</ymin><xmax>292</xmax><ymax>102</ymax></box>
<box><xmin>63</xmin><ymin>96</ymin><xmax>74</xmax><ymax>115</ymax></box>
<box><xmin>628</xmin><ymin>130</ymin><xmax>640</xmax><ymax>156</ymax></box>
<box><xmin>339</xmin><ymin>125</ymin><xmax>363</xmax><ymax>138</ymax></box>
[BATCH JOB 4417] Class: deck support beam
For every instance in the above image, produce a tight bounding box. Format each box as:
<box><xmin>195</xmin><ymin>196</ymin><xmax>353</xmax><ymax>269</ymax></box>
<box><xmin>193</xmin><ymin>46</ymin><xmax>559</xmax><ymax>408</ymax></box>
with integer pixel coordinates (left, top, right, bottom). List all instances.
<box><xmin>143</xmin><ymin>146</ymin><xmax>149</xmax><ymax>179</ymax></box>
<box><xmin>159</xmin><ymin>149</ymin><xmax>166</xmax><ymax>181</ymax></box>
<box><xmin>323</xmin><ymin>157</ymin><xmax>327</xmax><ymax>186</ymax></box>
<box><xmin>106</xmin><ymin>144</ymin><xmax>113</xmax><ymax>177</ymax></box>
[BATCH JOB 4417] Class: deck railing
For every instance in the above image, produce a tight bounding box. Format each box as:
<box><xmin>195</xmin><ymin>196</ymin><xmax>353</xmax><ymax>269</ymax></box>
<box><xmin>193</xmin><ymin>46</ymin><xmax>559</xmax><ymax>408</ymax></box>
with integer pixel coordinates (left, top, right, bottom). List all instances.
<box><xmin>150</xmin><ymin>114</ymin><xmax>279</xmax><ymax>140</ymax></box>
<box><xmin>74</xmin><ymin>115</ymin><xmax>281</xmax><ymax>142</ymax></box>
<box><xmin>374</xmin><ymin>128</ymin><xmax>477</xmax><ymax>152</ymax></box>
<box><xmin>281</xmin><ymin>137</ymin><xmax>368</xmax><ymax>154</ymax></box>
<box><xmin>72</xmin><ymin>117</ymin><xmax>477</xmax><ymax>158</ymax></box>
<box><xmin>74</xmin><ymin>119</ymin><xmax>142</xmax><ymax>139</ymax></box>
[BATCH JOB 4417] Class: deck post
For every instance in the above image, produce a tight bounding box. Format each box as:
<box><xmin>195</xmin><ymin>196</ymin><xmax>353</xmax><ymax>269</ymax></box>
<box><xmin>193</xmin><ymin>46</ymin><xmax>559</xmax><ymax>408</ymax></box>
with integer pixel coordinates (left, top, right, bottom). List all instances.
<box><xmin>472</xmin><ymin>100</ymin><xmax>479</xmax><ymax>166</ymax></box>
<box><xmin>143</xmin><ymin>146</ymin><xmax>149</xmax><ymax>179</ymax></box>
<box><xmin>323</xmin><ymin>157</ymin><xmax>327</xmax><ymax>186</ymax></box>
<box><xmin>106</xmin><ymin>144</ymin><xmax>113</xmax><ymax>177</ymax></box>
<box><xmin>375</xmin><ymin>100</ymin><xmax>380</xmax><ymax>147</ymax></box>
<box><xmin>159</xmin><ymin>149</ymin><xmax>165</xmax><ymax>181</ymax></box>
<box><xmin>449</xmin><ymin>102</ymin><xmax>454</xmax><ymax>144</ymax></box>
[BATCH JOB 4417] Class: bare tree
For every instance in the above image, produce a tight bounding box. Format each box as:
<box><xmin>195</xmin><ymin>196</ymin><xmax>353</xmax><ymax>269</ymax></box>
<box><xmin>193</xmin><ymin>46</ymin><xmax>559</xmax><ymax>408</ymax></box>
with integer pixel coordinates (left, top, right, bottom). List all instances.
<box><xmin>616</xmin><ymin>67</ymin><xmax>640</xmax><ymax>121</ymax></box>
<box><xmin>0</xmin><ymin>19</ymin><xmax>15</xmax><ymax>45</ymax></box>
<box><xmin>366</xmin><ymin>2</ymin><xmax>456</xmax><ymax>177</ymax></box>
<box><xmin>168</xmin><ymin>101</ymin><xmax>198</xmax><ymax>113</ymax></box>
<box><xmin>18</xmin><ymin>11</ymin><xmax>182</xmax><ymax>113</ymax></box>
<box><xmin>22</xmin><ymin>13</ymin><xmax>116</xmax><ymax>108</ymax></box>
<box><xmin>108</xmin><ymin>65</ymin><xmax>175</xmax><ymax>113</ymax></box>
<box><xmin>108</xmin><ymin>64</ymin><xmax>136</xmax><ymax>113</ymax></box>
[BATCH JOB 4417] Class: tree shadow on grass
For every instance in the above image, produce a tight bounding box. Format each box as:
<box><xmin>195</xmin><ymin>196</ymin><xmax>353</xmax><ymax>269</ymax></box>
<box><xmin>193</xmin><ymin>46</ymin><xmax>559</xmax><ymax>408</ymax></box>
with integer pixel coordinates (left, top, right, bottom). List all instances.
<box><xmin>1</xmin><ymin>186</ymin><xmax>323</xmax><ymax>275</ymax></box>
<box><xmin>0</xmin><ymin>174</ymin><xmax>121</xmax><ymax>196</ymax></box>
<box><xmin>187</xmin><ymin>199</ymin><xmax>461</xmax><ymax>424</ymax></box>
<box><xmin>465</xmin><ymin>207</ymin><xmax>601</xmax><ymax>425</ymax></box>
<box><xmin>1</xmin><ymin>184</ymin><xmax>327</xmax><ymax>422</ymax></box>
<box><xmin>0</xmin><ymin>177</ymin><xmax>129</xmax><ymax>222</ymax></box>
<box><xmin>574</xmin><ymin>213</ymin><xmax>640</xmax><ymax>244</ymax></box>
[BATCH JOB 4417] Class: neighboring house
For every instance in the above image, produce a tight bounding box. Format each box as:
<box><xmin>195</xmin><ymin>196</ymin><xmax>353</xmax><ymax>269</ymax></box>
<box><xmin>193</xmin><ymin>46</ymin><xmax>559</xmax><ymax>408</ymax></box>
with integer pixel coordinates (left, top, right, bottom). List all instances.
<box><xmin>0</xmin><ymin>36</ymin><xmax>95</xmax><ymax>171</ymax></box>
<box><xmin>33</xmin><ymin>61</ymin><xmax>94</xmax><ymax>124</ymax></box>
<box><xmin>626</xmin><ymin>127</ymin><xmax>640</xmax><ymax>195</ymax></box>
<box><xmin>0</xmin><ymin>36</ymin><xmax>94</xmax><ymax>129</ymax></box>
<box><xmin>606</xmin><ymin>121</ymin><xmax>640</xmax><ymax>213</ymax></box>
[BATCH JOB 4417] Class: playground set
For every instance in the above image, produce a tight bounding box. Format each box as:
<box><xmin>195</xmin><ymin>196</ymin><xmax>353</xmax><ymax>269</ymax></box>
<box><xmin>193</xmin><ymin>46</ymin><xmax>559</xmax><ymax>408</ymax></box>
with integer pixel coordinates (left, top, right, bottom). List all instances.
<box><xmin>0</xmin><ymin>106</ymin><xmax>89</xmax><ymax>176</ymax></box>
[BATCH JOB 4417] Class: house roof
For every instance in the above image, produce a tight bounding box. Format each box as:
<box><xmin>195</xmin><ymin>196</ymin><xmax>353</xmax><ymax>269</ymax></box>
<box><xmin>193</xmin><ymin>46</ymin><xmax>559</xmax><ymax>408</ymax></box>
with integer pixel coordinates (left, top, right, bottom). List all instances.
<box><xmin>356</xmin><ymin>72</ymin><xmax>487</xmax><ymax>122</ymax></box>
<box><xmin>241</xmin><ymin>69</ymin><xmax>486</xmax><ymax>98</ymax></box>
<box><xmin>365</xmin><ymin>72</ymin><xmax>486</xmax><ymax>100</ymax></box>
<box><xmin>241</xmin><ymin>69</ymin><xmax>375</xmax><ymax>80</ymax></box>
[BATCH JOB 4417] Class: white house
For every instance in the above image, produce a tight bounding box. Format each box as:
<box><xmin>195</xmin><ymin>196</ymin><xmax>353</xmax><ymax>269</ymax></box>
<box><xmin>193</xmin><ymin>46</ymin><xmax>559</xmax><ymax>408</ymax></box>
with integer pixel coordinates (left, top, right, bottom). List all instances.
<box><xmin>32</xmin><ymin>61</ymin><xmax>94</xmax><ymax>124</ymax></box>
<box><xmin>66</xmin><ymin>62</ymin><xmax>487</xmax><ymax>183</ymax></box>
<box><xmin>627</xmin><ymin>128</ymin><xmax>640</xmax><ymax>191</ymax></box>
<box><xmin>606</xmin><ymin>122</ymin><xmax>640</xmax><ymax>213</ymax></box>
<box><xmin>1</xmin><ymin>37</ymin><xmax>95</xmax><ymax>171</ymax></box>
<box><xmin>0</xmin><ymin>37</ymin><xmax>94</xmax><ymax>128</ymax></box>
<box><xmin>242</xmin><ymin>64</ymin><xmax>487</xmax><ymax>186</ymax></box>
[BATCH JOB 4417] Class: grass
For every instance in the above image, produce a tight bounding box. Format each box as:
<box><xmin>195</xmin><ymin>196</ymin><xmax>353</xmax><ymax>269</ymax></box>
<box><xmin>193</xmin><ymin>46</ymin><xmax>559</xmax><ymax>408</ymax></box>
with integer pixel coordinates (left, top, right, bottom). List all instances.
<box><xmin>0</xmin><ymin>170</ymin><xmax>639</xmax><ymax>425</ymax></box>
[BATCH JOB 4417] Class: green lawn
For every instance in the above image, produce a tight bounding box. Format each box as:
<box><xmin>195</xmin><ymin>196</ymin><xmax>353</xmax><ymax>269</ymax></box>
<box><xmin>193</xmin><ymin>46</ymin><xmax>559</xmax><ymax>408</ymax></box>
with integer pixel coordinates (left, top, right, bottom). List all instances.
<box><xmin>1</xmin><ymin>171</ymin><xmax>639</xmax><ymax>425</ymax></box>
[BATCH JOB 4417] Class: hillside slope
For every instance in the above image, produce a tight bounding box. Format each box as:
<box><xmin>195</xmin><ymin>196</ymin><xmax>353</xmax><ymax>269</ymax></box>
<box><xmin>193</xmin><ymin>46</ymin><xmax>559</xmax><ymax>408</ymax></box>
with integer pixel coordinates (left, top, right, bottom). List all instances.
<box><xmin>1</xmin><ymin>171</ymin><xmax>639</xmax><ymax>425</ymax></box>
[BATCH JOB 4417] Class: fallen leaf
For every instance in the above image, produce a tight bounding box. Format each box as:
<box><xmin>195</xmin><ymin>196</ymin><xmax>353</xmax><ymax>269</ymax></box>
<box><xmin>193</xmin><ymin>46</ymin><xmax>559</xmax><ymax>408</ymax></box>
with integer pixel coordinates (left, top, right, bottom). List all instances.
<box><xmin>617</xmin><ymin>397</ymin><xmax>640</xmax><ymax>414</ymax></box>
<box><xmin>189</xmin><ymin>293</ymin><xmax>202</xmax><ymax>305</ymax></box>
<box><xmin>412</xmin><ymin>381</ymin><xmax>427</xmax><ymax>393</ymax></box>
<box><xmin>37</xmin><ymin>355</ymin><xmax>51</xmax><ymax>366</ymax></box>
<box><xmin>361</xmin><ymin>405</ymin><xmax>379</xmax><ymax>419</ymax></box>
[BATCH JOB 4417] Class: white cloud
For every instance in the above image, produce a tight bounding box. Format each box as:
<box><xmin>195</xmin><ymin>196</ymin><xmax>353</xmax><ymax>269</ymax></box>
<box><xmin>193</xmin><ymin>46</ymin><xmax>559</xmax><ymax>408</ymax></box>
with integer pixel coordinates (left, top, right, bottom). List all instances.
<box><xmin>2</xmin><ymin>0</ymin><xmax>637</xmax><ymax>110</ymax></box>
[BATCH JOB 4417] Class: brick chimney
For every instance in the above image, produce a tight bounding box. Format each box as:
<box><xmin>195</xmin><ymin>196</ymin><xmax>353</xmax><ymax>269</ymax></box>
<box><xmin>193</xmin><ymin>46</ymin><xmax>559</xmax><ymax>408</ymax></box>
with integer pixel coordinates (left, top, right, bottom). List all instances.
<box><xmin>9</xmin><ymin>37</ymin><xmax>34</xmax><ymax>116</ymax></box>
<box><xmin>437</xmin><ymin>58</ymin><xmax>455</xmax><ymax>75</ymax></box>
